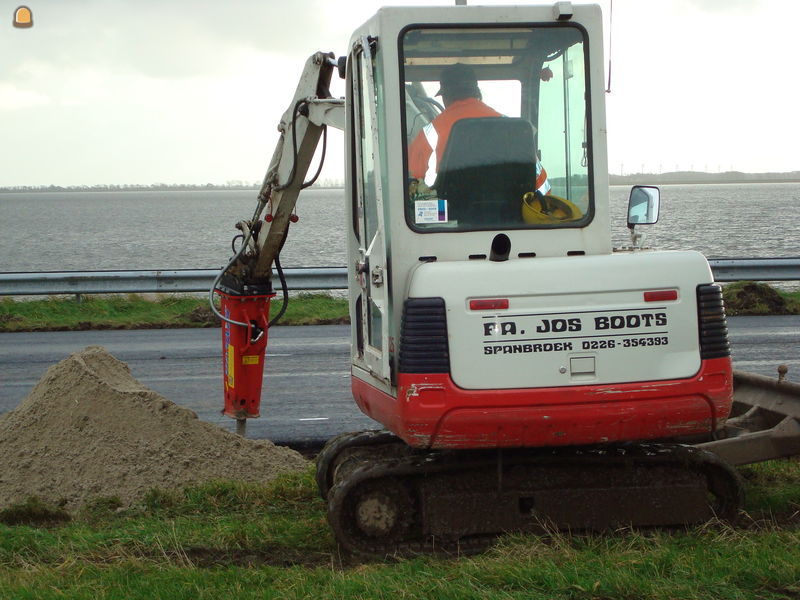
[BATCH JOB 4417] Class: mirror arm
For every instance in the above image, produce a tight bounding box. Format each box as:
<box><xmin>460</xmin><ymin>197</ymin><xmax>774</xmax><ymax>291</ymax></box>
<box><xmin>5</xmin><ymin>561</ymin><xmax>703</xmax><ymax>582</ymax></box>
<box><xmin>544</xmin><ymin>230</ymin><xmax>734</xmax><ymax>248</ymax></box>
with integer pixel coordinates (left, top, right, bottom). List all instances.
<box><xmin>630</xmin><ymin>226</ymin><xmax>643</xmax><ymax>249</ymax></box>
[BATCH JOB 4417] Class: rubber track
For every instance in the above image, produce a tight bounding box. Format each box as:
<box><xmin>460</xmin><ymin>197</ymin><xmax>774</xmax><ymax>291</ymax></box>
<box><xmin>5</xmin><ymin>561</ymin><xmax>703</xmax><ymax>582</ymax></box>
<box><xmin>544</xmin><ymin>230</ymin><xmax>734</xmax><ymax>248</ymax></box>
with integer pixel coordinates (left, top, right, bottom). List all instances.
<box><xmin>326</xmin><ymin>442</ymin><xmax>744</xmax><ymax>558</ymax></box>
<box><xmin>315</xmin><ymin>429</ymin><xmax>403</xmax><ymax>500</ymax></box>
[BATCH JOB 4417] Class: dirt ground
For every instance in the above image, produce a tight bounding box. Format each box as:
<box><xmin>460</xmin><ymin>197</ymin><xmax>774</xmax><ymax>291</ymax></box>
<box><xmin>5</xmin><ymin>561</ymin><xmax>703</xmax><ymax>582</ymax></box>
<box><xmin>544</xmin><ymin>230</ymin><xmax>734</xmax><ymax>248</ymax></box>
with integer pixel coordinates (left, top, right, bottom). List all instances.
<box><xmin>723</xmin><ymin>281</ymin><xmax>799</xmax><ymax>315</ymax></box>
<box><xmin>0</xmin><ymin>346</ymin><xmax>308</xmax><ymax>510</ymax></box>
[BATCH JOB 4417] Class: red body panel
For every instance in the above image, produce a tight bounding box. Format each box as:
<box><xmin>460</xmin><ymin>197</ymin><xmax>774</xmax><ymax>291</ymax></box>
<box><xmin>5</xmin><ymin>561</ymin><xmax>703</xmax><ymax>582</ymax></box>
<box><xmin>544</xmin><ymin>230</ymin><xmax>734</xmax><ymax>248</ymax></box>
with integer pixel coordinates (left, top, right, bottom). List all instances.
<box><xmin>352</xmin><ymin>357</ymin><xmax>733</xmax><ymax>449</ymax></box>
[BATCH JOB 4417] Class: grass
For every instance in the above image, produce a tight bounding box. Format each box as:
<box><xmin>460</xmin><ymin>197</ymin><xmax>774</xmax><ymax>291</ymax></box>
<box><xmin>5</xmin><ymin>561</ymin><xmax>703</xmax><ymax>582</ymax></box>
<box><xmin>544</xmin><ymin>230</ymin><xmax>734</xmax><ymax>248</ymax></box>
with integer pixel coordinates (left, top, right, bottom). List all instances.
<box><xmin>0</xmin><ymin>461</ymin><xmax>796</xmax><ymax>599</ymax></box>
<box><xmin>0</xmin><ymin>293</ymin><xmax>349</xmax><ymax>332</ymax></box>
<box><xmin>1</xmin><ymin>283</ymin><xmax>797</xmax><ymax>333</ymax></box>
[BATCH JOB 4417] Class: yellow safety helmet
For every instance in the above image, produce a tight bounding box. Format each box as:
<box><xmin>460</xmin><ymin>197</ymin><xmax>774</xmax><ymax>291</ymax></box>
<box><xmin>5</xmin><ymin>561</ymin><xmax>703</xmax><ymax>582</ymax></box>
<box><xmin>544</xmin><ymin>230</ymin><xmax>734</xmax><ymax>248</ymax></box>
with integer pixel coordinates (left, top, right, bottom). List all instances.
<box><xmin>522</xmin><ymin>192</ymin><xmax>582</xmax><ymax>224</ymax></box>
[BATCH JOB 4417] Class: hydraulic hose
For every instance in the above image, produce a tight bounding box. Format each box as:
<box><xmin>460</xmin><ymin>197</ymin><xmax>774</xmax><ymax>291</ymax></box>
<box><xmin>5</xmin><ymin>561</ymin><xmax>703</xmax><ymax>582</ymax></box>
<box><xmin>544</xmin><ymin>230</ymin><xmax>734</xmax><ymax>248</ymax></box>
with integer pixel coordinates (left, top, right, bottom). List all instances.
<box><xmin>208</xmin><ymin>239</ymin><xmax>250</xmax><ymax>329</ymax></box>
<box><xmin>275</xmin><ymin>98</ymin><xmax>329</xmax><ymax>191</ymax></box>
<box><xmin>208</xmin><ymin>194</ymin><xmax>268</xmax><ymax>328</ymax></box>
<box><xmin>268</xmin><ymin>224</ymin><xmax>291</xmax><ymax>328</ymax></box>
<box><xmin>273</xmin><ymin>100</ymin><xmax>307</xmax><ymax>192</ymax></box>
<box><xmin>302</xmin><ymin>123</ymin><xmax>327</xmax><ymax>189</ymax></box>
<box><xmin>268</xmin><ymin>254</ymin><xmax>289</xmax><ymax>328</ymax></box>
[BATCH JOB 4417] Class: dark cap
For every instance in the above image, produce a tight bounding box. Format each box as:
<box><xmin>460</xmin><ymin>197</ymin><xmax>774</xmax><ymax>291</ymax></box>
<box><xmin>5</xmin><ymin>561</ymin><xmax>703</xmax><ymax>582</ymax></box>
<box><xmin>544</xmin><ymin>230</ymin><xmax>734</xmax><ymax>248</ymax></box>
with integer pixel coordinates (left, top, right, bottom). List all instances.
<box><xmin>435</xmin><ymin>63</ymin><xmax>480</xmax><ymax>98</ymax></box>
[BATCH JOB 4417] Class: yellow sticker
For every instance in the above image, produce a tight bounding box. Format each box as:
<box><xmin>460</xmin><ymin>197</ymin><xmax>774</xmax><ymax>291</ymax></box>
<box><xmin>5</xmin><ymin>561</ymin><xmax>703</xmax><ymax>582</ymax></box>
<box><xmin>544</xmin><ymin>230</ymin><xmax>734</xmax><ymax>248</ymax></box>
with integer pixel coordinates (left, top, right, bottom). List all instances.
<box><xmin>226</xmin><ymin>345</ymin><xmax>235</xmax><ymax>388</ymax></box>
<box><xmin>242</xmin><ymin>355</ymin><xmax>259</xmax><ymax>365</ymax></box>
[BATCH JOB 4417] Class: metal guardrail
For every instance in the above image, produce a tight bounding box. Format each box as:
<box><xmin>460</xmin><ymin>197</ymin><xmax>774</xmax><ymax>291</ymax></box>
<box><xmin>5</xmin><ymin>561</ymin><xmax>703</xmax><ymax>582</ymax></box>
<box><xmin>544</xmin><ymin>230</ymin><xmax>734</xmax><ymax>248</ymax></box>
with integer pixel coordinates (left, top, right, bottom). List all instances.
<box><xmin>708</xmin><ymin>258</ymin><xmax>800</xmax><ymax>282</ymax></box>
<box><xmin>0</xmin><ymin>258</ymin><xmax>798</xmax><ymax>296</ymax></box>
<box><xmin>0</xmin><ymin>267</ymin><xmax>347</xmax><ymax>296</ymax></box>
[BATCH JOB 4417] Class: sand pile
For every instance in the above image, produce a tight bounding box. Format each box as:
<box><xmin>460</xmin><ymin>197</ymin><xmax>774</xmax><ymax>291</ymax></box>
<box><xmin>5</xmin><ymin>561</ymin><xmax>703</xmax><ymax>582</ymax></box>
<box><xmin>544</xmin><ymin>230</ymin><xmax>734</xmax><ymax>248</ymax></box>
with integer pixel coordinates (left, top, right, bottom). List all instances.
<box><xmin>0</xmin><ymin>346</ymin><xmax>307</xmax><ymax>510</ymax></box>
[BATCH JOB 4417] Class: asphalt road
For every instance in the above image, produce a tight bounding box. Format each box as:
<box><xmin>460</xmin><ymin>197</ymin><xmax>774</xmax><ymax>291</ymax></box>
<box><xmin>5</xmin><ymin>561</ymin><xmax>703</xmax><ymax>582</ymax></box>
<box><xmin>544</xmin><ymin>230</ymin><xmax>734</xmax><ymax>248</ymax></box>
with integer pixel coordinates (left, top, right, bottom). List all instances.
<box><xmin>0</xmin><ymin>325</ymin><xmax>376</xmax><ymax>447</ymax></box>
<box><xmin>1</xmin><ymin>316</ymin><xmax>798</xmax><ymax>446</ymax></box>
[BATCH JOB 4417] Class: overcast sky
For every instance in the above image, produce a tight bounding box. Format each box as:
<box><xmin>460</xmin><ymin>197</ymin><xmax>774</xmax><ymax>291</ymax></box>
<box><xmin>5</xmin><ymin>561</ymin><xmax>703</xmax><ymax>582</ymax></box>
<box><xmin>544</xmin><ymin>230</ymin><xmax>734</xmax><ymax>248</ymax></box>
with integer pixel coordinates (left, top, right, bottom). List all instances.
<box><xmin>2</xmin><ymin>0</ymin><xmax>798</xmax><ymax>186</ymax></box>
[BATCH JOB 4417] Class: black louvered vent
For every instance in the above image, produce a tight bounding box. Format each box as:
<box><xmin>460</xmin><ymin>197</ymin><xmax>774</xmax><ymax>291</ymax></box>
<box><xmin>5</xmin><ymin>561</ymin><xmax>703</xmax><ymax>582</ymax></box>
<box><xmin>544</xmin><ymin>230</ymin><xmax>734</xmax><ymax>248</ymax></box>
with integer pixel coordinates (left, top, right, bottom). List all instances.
<box><xmin>399</xmin><ymin>298</ymin><xmax>450</xmax><ymax>373</ymax></box>
<box><xmin>697</xmin><ymin>284</ymin><xmax>731</xmax><ymax>359</ymax></box>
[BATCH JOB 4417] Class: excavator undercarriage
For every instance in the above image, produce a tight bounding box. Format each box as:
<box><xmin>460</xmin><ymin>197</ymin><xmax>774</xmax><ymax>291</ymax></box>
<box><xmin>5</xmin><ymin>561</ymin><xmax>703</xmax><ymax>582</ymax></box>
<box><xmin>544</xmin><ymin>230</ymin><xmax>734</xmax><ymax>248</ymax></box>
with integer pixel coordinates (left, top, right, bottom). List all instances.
<box><xmin>317</xmin><ymin>369</ymin><xmax>800</xmax><ymax>557</ymax></box>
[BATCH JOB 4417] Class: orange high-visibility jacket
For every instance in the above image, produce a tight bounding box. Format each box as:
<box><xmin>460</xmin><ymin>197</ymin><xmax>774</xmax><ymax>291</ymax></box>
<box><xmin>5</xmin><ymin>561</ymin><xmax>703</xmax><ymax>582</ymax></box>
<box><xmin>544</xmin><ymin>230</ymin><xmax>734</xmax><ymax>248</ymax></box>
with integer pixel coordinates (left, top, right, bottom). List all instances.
<box><xmin>408</xmin><ymin>97</ymin><xmax>550</xmax><ymax>194</ymax></box>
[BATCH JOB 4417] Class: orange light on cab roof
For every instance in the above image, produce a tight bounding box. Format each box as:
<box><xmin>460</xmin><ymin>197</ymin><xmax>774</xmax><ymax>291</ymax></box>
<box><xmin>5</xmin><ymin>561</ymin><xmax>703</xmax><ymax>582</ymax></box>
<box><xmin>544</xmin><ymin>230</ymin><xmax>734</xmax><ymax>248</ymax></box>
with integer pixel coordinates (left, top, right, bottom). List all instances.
<box><xmin>469</xmin><ymin>299</ymin><xmax>509</xmax><ymax>310</ymax></box>
<box><xmin>13</xmin><ymin>6</ymin><xmax>33</xmax><ymax>28</ymax></box>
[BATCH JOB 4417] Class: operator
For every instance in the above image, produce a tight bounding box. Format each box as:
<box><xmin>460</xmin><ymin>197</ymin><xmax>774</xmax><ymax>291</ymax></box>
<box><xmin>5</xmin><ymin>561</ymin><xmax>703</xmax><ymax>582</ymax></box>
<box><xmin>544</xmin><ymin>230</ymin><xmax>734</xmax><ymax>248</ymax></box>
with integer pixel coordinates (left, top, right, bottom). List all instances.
<box><xmin>407</xmin><ymin>63</ymin><xmax>551</xmax><ymax>195</ymax></box>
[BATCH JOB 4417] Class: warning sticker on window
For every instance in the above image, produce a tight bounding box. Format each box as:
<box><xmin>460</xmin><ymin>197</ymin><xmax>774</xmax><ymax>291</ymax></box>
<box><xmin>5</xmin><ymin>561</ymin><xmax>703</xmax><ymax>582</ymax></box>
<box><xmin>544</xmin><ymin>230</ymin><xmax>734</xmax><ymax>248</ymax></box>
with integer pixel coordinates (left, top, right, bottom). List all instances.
<box><xmin>415</xmin><ymin>199</ymin><xmax>448</xmax><ymax>224</ymax></box>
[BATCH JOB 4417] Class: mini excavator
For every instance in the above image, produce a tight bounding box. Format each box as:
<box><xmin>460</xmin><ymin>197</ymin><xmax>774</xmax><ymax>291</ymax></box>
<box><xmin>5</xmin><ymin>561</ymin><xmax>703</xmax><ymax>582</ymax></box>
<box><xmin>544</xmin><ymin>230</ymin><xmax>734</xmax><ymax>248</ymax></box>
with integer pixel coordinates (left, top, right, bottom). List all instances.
<box><xmin>211</xmin><ymin>2</ymin><xmax>800</xmax><ymax>555</ymax></box>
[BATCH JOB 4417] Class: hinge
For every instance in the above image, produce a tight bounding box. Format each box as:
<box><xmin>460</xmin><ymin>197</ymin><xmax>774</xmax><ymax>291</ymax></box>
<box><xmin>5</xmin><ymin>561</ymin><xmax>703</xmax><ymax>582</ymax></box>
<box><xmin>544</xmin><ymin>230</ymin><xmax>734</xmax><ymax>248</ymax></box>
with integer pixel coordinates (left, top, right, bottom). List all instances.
<box><xmin>371</xmin><ymin>266</ymin><xmax>384</xmax><ymax>287</ymax></box>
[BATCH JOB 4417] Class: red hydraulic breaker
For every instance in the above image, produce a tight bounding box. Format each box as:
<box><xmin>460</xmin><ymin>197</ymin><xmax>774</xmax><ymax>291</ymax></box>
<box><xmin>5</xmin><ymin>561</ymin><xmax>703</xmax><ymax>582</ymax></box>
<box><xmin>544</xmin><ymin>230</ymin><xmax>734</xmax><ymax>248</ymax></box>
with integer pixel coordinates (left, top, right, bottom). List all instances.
<box><xmin>216</xmin><ymin>290</ymin><xmax>274</xmax><ymax>423</ymax></box>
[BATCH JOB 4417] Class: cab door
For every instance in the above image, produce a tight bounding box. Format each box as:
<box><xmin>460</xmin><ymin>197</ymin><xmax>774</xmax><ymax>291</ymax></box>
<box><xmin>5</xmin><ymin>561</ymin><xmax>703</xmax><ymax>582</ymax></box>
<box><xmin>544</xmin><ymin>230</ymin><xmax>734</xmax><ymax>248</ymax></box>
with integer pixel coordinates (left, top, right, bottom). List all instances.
<box><xmin>351</xmin><ymin>37</ymin><xmax>390</xmax><ymax>384</ymax></box>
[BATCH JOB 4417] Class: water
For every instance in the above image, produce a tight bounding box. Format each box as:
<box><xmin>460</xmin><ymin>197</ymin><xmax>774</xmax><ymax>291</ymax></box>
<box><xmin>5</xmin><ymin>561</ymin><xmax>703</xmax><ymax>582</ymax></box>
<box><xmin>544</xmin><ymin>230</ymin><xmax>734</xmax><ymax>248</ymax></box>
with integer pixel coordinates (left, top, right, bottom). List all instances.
<box><xmin>0</xmin><ymin>183</ymin><xmax>797</xmax><ymax>273</ymax></box>
<box><xmin>609</xmin><ymin>183</ymin><xmax>800</xmax><ymax>259</ymax></box>
<box><xmin>0</xmin><ymin>188</ymin><xmax>347</xmax><ymax>271</ymax></box>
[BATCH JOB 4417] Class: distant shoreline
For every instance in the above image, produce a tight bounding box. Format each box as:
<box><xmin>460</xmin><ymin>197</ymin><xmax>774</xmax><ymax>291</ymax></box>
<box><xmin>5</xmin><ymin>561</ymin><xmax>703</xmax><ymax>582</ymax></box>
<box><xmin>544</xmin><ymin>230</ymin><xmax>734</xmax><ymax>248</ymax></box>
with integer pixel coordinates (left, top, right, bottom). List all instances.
<box><xmin>2</xmin><ymin>171</ymin><xmax>800</xmax><ymax>192</ymax></box>
<box><xmin>0</xmin><ymin>184</ymin><xmax>344</xmax><ymax>193</ymax></box>
<box><xmin>609</xmin><ymin>171</ymin><xmax>800</xmax><ymax>186</ymax></box>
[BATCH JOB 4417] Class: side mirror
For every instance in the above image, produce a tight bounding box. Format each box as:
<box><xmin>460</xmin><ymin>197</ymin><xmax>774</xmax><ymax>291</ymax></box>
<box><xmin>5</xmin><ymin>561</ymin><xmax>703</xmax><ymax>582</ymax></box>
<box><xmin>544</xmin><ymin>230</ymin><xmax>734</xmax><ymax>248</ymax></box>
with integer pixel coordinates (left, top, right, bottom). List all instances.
<box><xmin>627</xmin><ymin>185</ymin><xmax>660</xmax><ymax>229</ymax></box>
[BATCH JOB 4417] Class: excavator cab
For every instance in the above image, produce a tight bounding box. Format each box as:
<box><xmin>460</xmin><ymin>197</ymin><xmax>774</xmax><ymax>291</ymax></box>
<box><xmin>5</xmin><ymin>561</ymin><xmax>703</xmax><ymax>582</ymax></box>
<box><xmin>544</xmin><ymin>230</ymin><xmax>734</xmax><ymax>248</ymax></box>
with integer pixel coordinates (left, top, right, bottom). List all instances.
<box><xmin>344</xmin><ymin>5</ymin><xmax>614</xmax><ymax>399</ymax></box>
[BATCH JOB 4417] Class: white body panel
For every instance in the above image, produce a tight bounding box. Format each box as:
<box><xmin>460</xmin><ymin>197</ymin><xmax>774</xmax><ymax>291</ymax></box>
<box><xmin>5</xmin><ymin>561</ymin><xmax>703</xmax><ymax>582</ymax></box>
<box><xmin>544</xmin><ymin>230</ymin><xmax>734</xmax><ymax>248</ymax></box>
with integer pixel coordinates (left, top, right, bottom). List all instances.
<box><xmin>408</xmin><ymin>250</ymin><xmax>711</xmax><ymax>389</ymax></box>
<box><xmin>345</xmin><ymin>5</ymin><xmax>611</xmax><ymax>391</ymax></box>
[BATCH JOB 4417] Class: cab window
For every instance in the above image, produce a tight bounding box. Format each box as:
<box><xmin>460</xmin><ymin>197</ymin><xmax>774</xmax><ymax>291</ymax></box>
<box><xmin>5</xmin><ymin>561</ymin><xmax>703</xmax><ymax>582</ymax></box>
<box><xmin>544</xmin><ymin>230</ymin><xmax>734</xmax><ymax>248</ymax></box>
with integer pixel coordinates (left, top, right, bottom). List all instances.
<box><xmin>401</xmin><ymin>25</ymin><xmax>592</xmax><ymax>232</ymax></box>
